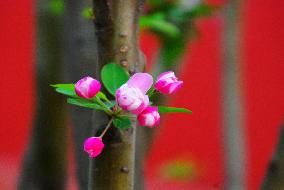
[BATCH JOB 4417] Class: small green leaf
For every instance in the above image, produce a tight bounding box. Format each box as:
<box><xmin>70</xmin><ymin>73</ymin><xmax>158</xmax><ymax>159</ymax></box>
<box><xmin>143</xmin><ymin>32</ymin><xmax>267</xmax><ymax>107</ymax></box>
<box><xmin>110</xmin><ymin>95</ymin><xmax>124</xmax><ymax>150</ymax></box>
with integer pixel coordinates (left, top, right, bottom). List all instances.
<box><xmin>67</xmin><ymin>98</ymin><xmax>104</xmax><ymax>110</ymax></box>
<box><xmin>158</xmin><ymin>106</ymin><xmax>192</xmax><ymax>114</ymax></box>
<box><xmin>55</xmin><ymin>88</ymin><xmax>77</xmax><ymax>97</ymax></box>
<box><xmin>96</xmin><ymin>91</ymin><xmax>109</xmax><ymax>102</ymax></box>
<box><xmin>185</xmin><ymin>4</ymin><xmax>217</xmax><ymax>18</ymax></box>
<box><xmin>51</xmin><ymin>84</ymin><xmax>74</xmax><ymax>90</ymax></box>
<box><xmin>113</xmin><ymin>117</ymin><xmax>132</xmax><ymax>130</ymax></box>
<box><xmin>48</xmin><ymin>0</ymin><xmax>64</xmax><ymax>15</ymax></box>
<box><xmin>140</xmin><ymin>14</ymin><xmax>180</xmax><ymax>38</ymax></box>
<box><xmin>101</xmin><ymin>63</ymin><xmax>130</xmax><ymax>96</ymax></box>
<box><xmin>82</xmin><ymin>7</ymin><xmax>93</xmax><ymax>19</ymax></box>
<box><xmin>51</xmin><ymin>84</ymin><xmax>114</xmax><ymax>109</ymax></box>
<box><xmin>51</xmin><ymin>84</ymin><xmax>76</xmax><ymax>97</ymax></box>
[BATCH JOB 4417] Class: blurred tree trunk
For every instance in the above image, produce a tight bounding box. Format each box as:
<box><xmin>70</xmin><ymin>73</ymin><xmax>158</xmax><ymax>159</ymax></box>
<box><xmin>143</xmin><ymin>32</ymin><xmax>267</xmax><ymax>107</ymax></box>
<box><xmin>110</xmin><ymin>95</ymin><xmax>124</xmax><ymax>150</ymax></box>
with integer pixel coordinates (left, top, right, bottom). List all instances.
<box><xmin>18</xmin><ymin>1</ymin><xmax>67</xmax><ymax>190</ymax></box>
<box><xmin>261</xmin><ymin>126</ymin><xmax>284</xmax><ymax>190</ymax></box>
<box><xmin>88</xmin><ymin>1</ymin><xmax>145</xmax><ymax>189</ymax></box>
<box><xmin>64</xmin><ymin>0</ymin><xmax>97</xmax><ymax>189</ymax></box>
<box><xmin>222</xmin><ymin>1</ymin><xmax>246</xmax><ymax>189</ymax></box>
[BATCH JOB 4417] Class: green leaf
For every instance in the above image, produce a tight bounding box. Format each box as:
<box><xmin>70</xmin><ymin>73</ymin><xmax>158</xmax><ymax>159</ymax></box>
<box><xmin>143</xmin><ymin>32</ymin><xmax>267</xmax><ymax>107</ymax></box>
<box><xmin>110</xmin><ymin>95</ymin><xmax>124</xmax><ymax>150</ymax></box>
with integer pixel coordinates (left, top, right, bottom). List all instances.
<box><xmin>51</xmin><ymin>84</ymin><xmax>77</xmax><ymax>97</ymax></box>
<box><xmin>51</xmin><ymin>84</ymin><xmax>74</xmax><ymax>90</ymax></box>
<box><xmin>67</xmin><ymin>98</ymin><xmax>104</xmax><ymax>110</ymax></box>
<box><xmin>158</xmin><ymin>106</ymin><xmax>192</xmax><ymax>114</ymax></box>
<box><xmin>140</xmin><ymin>14</ymin><xmax>180</xmax><ymax>38</ymax></box>
<box><xmin>101</xmin><ymin>63</ymin><xmax>130</xmax><ymax>96</ymax></box>
<box><xmin>185</xmin><ymin>4</ymin><xmax>217</xmax><ymax>18</ymax></box>
<box><xmin>48</xmin><ymin>0</ymin><xmax>64</xmax><ymax>15</ymax></box>
<box><xmin>113</xmin><ymin>117</ymin><xmax>132</xmax><ymax>130</ymax></box>
<box><xmin>82</xmin><ymin>7</ymin><xmax>93</xmax><ymax>19</ymax></box>
<box><xmin>51</xmin><ymin>84</ymin><xmax>114</xmax><ymax>109</ymax></box>
<box><xmin>96</xmin><ymin>91</ymin><xmax>109</xmax><ymax>101</ymax></box>
<box><xmin>55</xmin><ymin>88</ymin><xmax>77</xmax><ymax>97</ymax></box>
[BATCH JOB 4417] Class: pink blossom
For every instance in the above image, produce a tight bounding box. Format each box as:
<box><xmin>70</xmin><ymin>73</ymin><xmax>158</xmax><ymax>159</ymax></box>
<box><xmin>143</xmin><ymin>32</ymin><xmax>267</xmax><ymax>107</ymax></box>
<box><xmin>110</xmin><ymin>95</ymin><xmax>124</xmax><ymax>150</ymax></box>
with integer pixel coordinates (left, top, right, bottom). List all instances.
<box><xmin>84</xmin><ymin>137</ymin><xmax>104</xmax><ymax>158</ymax></box>
<box><xmin>138</xmin><ymin>106</ymin><xmax>160</xmax><ymax>127</ymax></box>
<box><xmin>154</xmin><ymin>71</ymin><xmax>183</xmax><ymax>94</ymax></box>
<box><xmin>116</xmin><ymin>73</ymin><xmax>153</xmax><ymax>115</ymax></box>
<box><xmin>75</xmin><ymin>76</ymin><xmax>101</xmax><ymax>99</ymax></box>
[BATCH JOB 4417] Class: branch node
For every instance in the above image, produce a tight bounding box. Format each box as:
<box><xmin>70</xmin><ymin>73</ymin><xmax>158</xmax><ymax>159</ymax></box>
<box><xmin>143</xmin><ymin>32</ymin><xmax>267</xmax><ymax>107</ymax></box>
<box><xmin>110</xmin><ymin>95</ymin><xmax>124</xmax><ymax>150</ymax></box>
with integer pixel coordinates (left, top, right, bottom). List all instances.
<box><xmin>120</xmin><ymin>166</ymin><xmax>129</xmax><ymax>173</ymax></box>
<box><xmin>120</xmin><ymin>45</ymin><xmax>129</xmax><ymax>53</ymax></box>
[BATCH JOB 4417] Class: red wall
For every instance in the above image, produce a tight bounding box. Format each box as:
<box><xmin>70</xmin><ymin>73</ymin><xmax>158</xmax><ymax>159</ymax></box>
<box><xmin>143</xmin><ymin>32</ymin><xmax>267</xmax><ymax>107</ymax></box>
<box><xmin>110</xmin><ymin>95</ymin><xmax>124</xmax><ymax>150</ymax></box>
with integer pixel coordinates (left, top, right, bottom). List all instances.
<box><xmin>1</xmin><ymin>0</ymin><xmax>284</xmax><ymax>189</ymax></box>
<box><xmin>242</xmin><ymin>0</ymin><xmax>284</xmax><ymax>189</ymax></box>
<box><xmin>0</xmin><ymin>0</ymin><xmax>34</xmax><ymax>189</ymax></box>
<box><xmin>142</xmin><ymin>17</ymin><xmax>225</xmax><ymax>189</ymax></box>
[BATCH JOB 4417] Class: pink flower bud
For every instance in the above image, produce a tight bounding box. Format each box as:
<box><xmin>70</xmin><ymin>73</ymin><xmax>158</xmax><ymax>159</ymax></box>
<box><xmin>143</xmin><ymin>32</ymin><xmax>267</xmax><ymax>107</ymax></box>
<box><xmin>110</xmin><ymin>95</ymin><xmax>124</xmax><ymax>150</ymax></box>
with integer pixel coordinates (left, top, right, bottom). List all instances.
<box><xmin>137</xmin><ymin>106</ymin><xmax>160</xmax><ymax>128</ymax></box>
<box><xmin>75</xmin><ymin>76</ymin><xmax>101</xmax><ymax>99</ymax></box>
<box><xmin>116</xmin><ymin>73</ymin><xmax>153</xmax><ymax>115</ymax></box>
<box><xmin>154</xmin><ymin>71</ymin><xmax>183</xmax><ymax>94</ymax></box>
<box><xmin>83</xmin><ymin>137</ymin><xmax>104</xmax><ymax>158</ymax></box>
<box><xmin>116</xmin><ymin>84</ymin><xmax>149</xmax><ymax>115</ymax></box>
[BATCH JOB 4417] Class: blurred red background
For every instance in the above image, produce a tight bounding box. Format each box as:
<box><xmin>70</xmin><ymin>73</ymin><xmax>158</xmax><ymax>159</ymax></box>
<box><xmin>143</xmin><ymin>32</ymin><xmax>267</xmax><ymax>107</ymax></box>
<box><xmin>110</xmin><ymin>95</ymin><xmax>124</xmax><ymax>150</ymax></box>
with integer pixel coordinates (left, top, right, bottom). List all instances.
<box><xmin>1</xmin><ymin>0</ymin><xmax>284</xmax><ymax>189</ymax></box>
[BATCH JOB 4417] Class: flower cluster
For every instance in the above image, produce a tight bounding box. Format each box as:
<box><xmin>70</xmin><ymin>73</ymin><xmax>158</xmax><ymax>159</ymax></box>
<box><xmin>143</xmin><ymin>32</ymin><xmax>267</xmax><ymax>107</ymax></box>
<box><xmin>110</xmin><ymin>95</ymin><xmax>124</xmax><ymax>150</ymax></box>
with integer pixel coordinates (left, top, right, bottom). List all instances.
<box><xmin>74</xmin><ymin>71</ymin><xmax>183</xmax><ymax>158</ymax></box>
<box><xmin>52</xmin><ymin>65</ymin><xmax>189</xmax><ymax>159</ymax></box>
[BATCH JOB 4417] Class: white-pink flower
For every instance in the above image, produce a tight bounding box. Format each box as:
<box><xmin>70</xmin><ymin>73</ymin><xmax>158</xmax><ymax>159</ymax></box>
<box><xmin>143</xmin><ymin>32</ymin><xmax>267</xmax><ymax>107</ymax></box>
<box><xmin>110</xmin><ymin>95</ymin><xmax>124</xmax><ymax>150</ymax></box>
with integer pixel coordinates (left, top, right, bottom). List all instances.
<box><xmin>154</xmin><ymin>71</ymin><xmax>183</xmax><ymax>94</ymax></box>
<box><xmin>116</xmin><ymin>73</ymin><xmax>153</xmax><ymax>115</ymax></box>
<box><xmin>137</xmin><ymin>106</ymin><xmax>160</xmax><ymax>127</ymax></box>
<box><xmin>75</xmin><ymin>76</ymin><xmax>101</xmax><ymax>99</ymax></box>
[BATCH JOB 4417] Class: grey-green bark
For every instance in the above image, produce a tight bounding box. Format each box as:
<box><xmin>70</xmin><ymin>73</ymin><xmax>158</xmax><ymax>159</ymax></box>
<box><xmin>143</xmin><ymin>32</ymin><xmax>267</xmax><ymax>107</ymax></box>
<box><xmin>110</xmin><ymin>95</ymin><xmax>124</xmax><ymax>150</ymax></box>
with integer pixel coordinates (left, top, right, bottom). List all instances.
<box><xmin>64</xmin><ymin>0</ymin><xmax>97</xmax><ymax>189</ymax></box>
<box><xmin>18</xmin><ymin>1</ymin><xmax>67</xmax><ymax>189</ymax></box>
<box><xmin>89</xmin><ymin>0</ymin><xmax>145</xmax><ymax>189</ymax></box>
<box><xmin>261</xmin><ymin>126</ymin><xmax>284</xmax><ymax>190</ymax></box>
<box><xmin>221</xmin><ymin>1</ymin><xmax>246</xmax><ymax>189</ymax></box>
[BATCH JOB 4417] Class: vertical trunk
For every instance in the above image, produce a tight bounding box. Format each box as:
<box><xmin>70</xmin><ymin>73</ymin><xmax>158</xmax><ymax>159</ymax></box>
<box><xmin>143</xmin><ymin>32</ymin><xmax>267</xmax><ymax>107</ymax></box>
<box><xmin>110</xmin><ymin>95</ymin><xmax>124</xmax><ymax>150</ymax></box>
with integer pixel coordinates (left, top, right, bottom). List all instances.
<box><xmin>64</xmin><ymin>0</ymin><xmax>97</xmax><ymax>189</ymax></box>
<box><xmin>89</xmin><ymin>1</ymin><xmax>144</xmax><ymax>189</ymax></box>
<box><xmin>221</xmin><ymin>1</ymin><xmax>246</xmax><ymax>189</ymax></box>
<box><xmin>261</xmin><ymin>126</ymin><xmax>284</xmax><ymax>190</ymax></box>
<box><xmin>18</xmin><ymin>1</ymin><xmax>66</xmax><ymax>189</ymax></box>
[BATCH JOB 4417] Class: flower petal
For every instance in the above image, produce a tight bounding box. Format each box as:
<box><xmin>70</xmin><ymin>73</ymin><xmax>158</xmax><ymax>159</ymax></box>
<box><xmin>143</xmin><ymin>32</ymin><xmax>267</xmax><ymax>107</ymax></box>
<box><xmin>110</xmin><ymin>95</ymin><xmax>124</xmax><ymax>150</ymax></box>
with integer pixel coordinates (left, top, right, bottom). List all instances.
<box><xmin>157</xmin><ymin>71</ymin><xmax>175</xmax><ymax>82</ymax></box>
<box><xmin>127</xmin><ymin>73</ymin><xmax>153</xmax><ymax>94</ymax></box>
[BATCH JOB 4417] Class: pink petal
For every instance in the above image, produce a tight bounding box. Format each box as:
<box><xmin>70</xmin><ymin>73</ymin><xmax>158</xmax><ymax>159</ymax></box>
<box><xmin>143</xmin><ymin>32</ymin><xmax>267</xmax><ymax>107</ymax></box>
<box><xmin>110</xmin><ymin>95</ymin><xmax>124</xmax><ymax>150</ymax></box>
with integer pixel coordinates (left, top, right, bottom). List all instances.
<box><xmin>84</xmin><ymin>137</ymin><xmax>104</xmax><ymax>158</ymax></box>
<box><xmin>154</xmin><ymin>80</ymin><xmax>167</xmax><ymax>91</ymax></box>
<box><xmin>168</xmin><ymin>81</ymin><xmax>183</xmax><ymax>94</ymax></box>
<box><xmin>88</xmin><ymin>79</ymin><xmax>101</xmax><ymax>97</ymax></box>
<box><xmin>137</xmin><ymin>106</ymin><xmax>160</xmax><ymax>127</ymax></box>
<box><xmin>127</xmin><ymin>73</ymin><xmax>153</xmax><ymax>94</ymax></box>
<box><xmin>157</xmin><ymin>71</ymin><xmax>175</xmax><ymax>81</ymax></box>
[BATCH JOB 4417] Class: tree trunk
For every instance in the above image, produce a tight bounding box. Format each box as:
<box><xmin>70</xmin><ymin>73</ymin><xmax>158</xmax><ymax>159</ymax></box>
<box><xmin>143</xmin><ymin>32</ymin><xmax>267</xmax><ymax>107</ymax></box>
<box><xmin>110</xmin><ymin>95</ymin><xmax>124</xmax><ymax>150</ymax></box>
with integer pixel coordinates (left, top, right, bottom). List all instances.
<box><xmin>261</xmin><ymin>126</ymin><xmax>284</xmax><ymax>190</ymax></box>
<box><xmin>18</xmin><ymin>1</ymin><xmax>66</xmax><ymax>189</ymax></box>
<box><xmin>64</xmin><ymin>0</ymin><xmax>98</xmax><ymax>189</ymax></box>
<box><xmin>88</xmin><ymin>1</ymin><xmax>145</xmax><ymax>189</ymax></box>
<box><xmin>221</xmin><ymin>1</ymin><xmax>246</xmax><ymax>189</ymax></box>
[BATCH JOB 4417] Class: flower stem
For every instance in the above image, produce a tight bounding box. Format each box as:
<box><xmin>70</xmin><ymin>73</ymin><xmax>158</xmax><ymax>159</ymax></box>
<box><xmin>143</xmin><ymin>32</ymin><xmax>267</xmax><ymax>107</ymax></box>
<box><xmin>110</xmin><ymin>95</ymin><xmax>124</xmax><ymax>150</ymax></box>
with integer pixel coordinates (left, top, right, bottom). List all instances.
<box><xmin>147</xmin><ymin>87</ymin><xmax>155</xmax><ymax>97</ymax></box>
<box><xmin>99</xmin><ymin>117</ymin><xmax>114</xmax><ymax>138</ymax></box>
<box><xmin>94</xmin><ymin>96</ymin><xmax>112</xmax><ymax>115</ymax></box>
